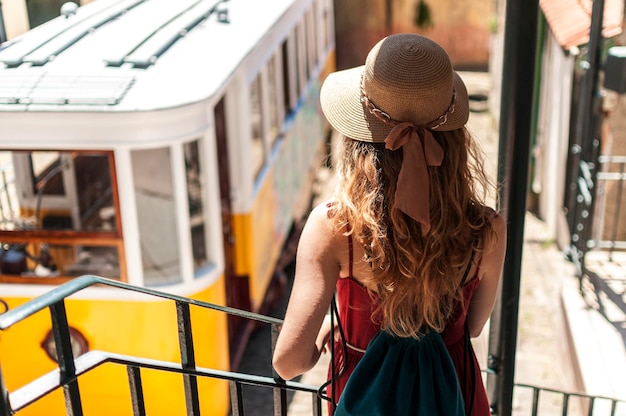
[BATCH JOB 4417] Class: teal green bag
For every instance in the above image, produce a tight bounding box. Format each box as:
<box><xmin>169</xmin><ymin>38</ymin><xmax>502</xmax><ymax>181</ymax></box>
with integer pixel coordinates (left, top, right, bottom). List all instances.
<box><xmin>334</xmin><ymin>329</ymin><xmax>465</xmax><ymax>416</ymax></box>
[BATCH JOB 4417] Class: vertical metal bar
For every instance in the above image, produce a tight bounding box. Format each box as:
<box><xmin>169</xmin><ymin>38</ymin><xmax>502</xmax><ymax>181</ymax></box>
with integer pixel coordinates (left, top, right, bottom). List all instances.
<box><xmin>270</xmin><ymin>323</ymin><xmax>280</xmax><ymax>358</ymax></box>
<box><xmin>50</xmin><ymin>301</ymin><xmax>83</xmax><ymax>416</ymax></box>
<box><xmin>273</xmin><ymin>386</ymin><xmax>288</xmax><ymax>416</ymax></box>
<box><xmin>567</xmin><ymin>0</ymin><xmax>606</xmax><ymax>235</ymax></box>
<box><xmin>0</xmin><ymin>170</ymin><xmax>9</xmax><ymax>222</ymax></box>
<box><xmin>581</xmin><ymin>0</ymin><xmax>605</xmax><ymax>164</ymax></box>
<box><xmin>176</xmin><ymin>302</ymin><xmax>200</xmax><ymax>416</ymax></box>
<box><xmin>587</xmin><ymin>396</ymin><xmax>595</xmax><ymax>415</ymax></box>
<box><xmin>0</xmin><ymin>363</ymin><xmax>11</xmax><ymax>416</ymax></box>
<box><xmin>608</xmin><ymin>162</ymin><xmax>625</xmax><ymax>261</ymax></box>
<box><xmin>311</xmin><ymin>393</ymin><xmax>322</xmax><ymax>416</ymax></box>
<box><xmin>270</xmin><ymin>322</ymin><xmax>288</xmax><ymax>416</ymax></box>
<box><xmin>610</xmin><ymin>399</ymin><xmax>617</xmax><ymax>416</ymax></box>
<box><xmin>531</xmin><ymin>388</ymin><xmax>540</xmax><ymax>416</ymax></box>
<box><xmin>229</xmin><ymin>381</ymin><xmax>244</xmax><ymax>416</ymax></box>
<box><xmin>127</xmin><ymin>366</ymin><xmax>146</xmax><ymax>416</ymax></box>
<box><xmin>562</xmin><ymin>393</ymin><xmax>570</xmax><ymax>416</ymax></box>
<box><xmin>487</xmin><ymin>0</ymin><xmax>539</xmax><ymax>414</ymax></box>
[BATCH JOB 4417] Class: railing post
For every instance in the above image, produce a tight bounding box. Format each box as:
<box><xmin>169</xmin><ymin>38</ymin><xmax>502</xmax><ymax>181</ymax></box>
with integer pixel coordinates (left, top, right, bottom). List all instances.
<box><xmin>0</xmin><ymin>364</ymin><xmax>11</xmax><ymax>416</ymax></box>
<box><xmin>488</xmin><ymin>0</ymin><xmax>539</xmax><ymax>413</ymax></box>
<box><xmin>127</xmin><ymin>366</ymin><xmax>146</xmax><ymax>416</ymax></box>
<box><xmin>49</xmin><ymin>301</ymin><xmax>83</xmax><ymax>416</ymax></box>
<box><xmin>270</xmin><ymin>323</ymin><xmax>288</xmax><ymax>416</ymax></box>
<box><xmin>176</xmin><ymin>302</ymin><xmax>200</xmax><ymax>416</ymax></box>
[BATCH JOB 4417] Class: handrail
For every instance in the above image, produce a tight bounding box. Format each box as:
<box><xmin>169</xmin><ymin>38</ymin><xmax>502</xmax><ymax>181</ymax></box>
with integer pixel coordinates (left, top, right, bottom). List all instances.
<box><xmin>2</xmin><ymin>275</ymin><xmax>625</xmax><ymax>415</ymax></box>
<box><xmin>0</xmin><ymin>275</ymin><xmax>313</xmax><ymax>416</ymax></box>
<box><xmin>0</xmin><ymin>274</ymin><xmax>283</xmax><ymax>330</ymax></box>
<box><xmin>514</xmin><ymin>383</ymin><xmax>626</xmax><ymax>416</ymax></box>
<box><xmin>8</xmin><ymin>350</ymin><xmax>320</xmax><ymax>413</ymax></box>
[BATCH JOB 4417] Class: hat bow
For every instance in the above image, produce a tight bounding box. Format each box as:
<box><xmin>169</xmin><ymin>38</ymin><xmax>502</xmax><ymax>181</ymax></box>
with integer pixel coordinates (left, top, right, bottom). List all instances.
<box><xmin>384</xmin><ymin>122</ymin><xmax>444</xmax><ymax>235</ymax></box>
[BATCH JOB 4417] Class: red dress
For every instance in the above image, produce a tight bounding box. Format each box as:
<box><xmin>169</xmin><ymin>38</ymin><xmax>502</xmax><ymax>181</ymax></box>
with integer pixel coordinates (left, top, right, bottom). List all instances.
<box><xmin>326</xmin><ymin>239</ymin><xmax>490</xmax><ymax>415</ymax></box>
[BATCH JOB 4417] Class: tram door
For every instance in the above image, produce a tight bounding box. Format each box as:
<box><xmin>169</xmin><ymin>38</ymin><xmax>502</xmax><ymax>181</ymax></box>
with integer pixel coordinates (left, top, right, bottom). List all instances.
<box><xmin>213</xmin><ymin>97</ymin><xmax>250</xmax><ymax>367</ymax></box>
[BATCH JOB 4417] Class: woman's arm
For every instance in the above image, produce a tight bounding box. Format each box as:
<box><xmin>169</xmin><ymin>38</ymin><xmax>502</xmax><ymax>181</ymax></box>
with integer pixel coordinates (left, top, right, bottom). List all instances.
<box><xmin>272</xmin><ymin>202</ymin><xmax>341</xmax><ymax>380</ymax></box>
<box><xmin>467</xmin><ymin>212</ymin><xmax>507</xmax><ymax>338</ymax></box>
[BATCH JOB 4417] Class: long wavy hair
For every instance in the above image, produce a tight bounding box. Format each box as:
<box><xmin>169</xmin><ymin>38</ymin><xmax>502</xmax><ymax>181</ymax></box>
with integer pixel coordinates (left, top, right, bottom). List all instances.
<box><xmin>330</xmin><ymin>127</ymin><xmax>497</xmax><ymax>338</ymax></box>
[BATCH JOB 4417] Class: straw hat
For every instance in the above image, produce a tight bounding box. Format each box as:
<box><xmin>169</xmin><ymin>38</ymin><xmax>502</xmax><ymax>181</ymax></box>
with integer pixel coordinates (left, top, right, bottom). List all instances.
<box><xmin>320</xmin><ymin>33</ymin><xmax>469</xmax><ymax>143</ymax></box>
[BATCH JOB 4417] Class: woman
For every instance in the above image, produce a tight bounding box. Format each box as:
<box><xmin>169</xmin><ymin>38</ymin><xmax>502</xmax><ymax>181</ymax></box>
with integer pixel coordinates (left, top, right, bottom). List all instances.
<box><xmin>272</xmin><ymin>33</ymin><xmax>506</xmax><ymax>415</ymax></box>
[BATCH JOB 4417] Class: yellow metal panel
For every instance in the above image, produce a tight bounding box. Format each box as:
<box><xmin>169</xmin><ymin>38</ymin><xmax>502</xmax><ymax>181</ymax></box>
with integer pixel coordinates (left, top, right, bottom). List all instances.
<box><xmin>231</xmin><ymin>213</ymin><xmax>252</xmax><ymax>277</ymax></box>
<box><xmin>0</xmin><ymin>276</ymin><xmax>231</xmax><ymax>416</ymax></box>
<box><xmin>230</xmin><ymin>171</ymin><xmax>285</xmax><ymax>311</ymax></box>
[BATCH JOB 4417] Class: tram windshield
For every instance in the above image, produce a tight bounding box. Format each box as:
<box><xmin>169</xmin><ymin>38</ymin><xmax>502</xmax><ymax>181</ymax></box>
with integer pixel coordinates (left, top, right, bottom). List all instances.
<box><xmin>0</xmin><ymin>150</ymin><xmax>122</xmax><ymax>281</ymax></box>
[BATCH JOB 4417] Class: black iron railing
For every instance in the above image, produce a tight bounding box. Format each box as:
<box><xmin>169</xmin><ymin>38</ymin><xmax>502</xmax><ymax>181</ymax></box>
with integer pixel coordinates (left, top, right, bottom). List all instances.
<box><xmin>514</xmin><ymin>383</ymin><xmax>626</xmax><ymax>416</ymax></box>
<box><xmin>1</xmin><ymin>275</ymin><xmax>624</xmax><ymax>415</ymax></box>
<box><xmin>0</xmin><ymin>275</ymin><xmax>323</xmax><ymax>416</ymax></box>
<box><xmin>570</xmin><ymin>155</ymin><xmax>626</xmax><ymax>331</ymax></box>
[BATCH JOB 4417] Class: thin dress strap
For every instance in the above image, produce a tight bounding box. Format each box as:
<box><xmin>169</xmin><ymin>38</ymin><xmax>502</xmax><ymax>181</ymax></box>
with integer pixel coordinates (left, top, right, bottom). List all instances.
<box><xmin>460</xmin><ymin>234</ymin><xmax>479</xmax><ymax>287</ymax></box>
<box><xmin>460</xmin><ymin>249</ymin><xmax>476</xmax><ymax>287</ymax></box>
<box><xmin>347</xmin><ymin>233</ymin><xmax>353</xmax><ymax>278</ymax></box>
<box><xmin>461</xmin><ymin>236</ymin><xmax>479</xmax><ymax>416</ymax></box>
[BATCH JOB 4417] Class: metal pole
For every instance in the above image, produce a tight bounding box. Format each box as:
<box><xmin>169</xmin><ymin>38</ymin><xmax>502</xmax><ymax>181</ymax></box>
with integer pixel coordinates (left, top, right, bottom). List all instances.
<box><xmin>566</xmin><ymin>0</ymin><xmax>605</xmax><ymax>236</ymax></box>
<box><xmin>582</xmin><ymin>0</ymin><xmax>605</xmax><ymax>165</ymax></box>
<box><xmin>487</xmin><ymin>0</ymin><xmax>539</xmax><ymax>414</ymax></box>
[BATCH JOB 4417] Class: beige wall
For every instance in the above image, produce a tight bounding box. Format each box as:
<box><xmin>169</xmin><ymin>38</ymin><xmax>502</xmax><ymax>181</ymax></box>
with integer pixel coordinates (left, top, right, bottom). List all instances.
<box><xmin>2</xmin><ymin>0</ymin><xmax>93</xmax><ymax>40</ymax></box>
<box><xmin>393</xmin><ymin>0</ymin><xmax>494</xmax><ymax>69</ymax></box>
<box><xmin>4</xmin><ymin>0</ymin><xmax>30</xmax><ymax>39</ymax></box>
<box><xmin>333</xmin><ymin>0</ymin><xmax>495</xmax><ymax>70</ymax></box>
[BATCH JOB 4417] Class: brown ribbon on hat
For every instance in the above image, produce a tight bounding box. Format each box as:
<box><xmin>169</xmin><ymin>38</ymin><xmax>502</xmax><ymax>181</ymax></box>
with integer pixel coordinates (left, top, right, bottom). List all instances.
<box><xmin>384</xmin><ymin>122</ymin><xmax>444</xmax><ymax>234</ymax></box>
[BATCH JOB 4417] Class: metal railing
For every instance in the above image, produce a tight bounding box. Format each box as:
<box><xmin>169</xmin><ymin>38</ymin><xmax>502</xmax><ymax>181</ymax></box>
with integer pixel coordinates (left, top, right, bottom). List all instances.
<box><xmin>513</xmin><ymin>383</ymin><xmax>626</xmax><ymax>416</ymax></box>
<box><xmin>2</xmin><ymin>275</ymin><xmax>625</xmax><ymax>415</ymax></box>
<box><xmin>0</xmin><ymin>275</ymin><xmax>324</xmax><ymax>416</ymax></box>
<box><xmin>570</xmin><ymin>156</ymin><xmax>626</xmax><ymax>327</ymax></box>
<box><xmin>591</xmin><ymin>156</ymin><xmax>626</xmax><ymax>254</ymax></box>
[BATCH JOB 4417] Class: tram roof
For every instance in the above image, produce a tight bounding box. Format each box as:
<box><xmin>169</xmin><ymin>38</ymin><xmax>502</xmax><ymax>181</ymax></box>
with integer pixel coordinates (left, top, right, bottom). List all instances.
<box><xmin>0</xmin><ymin>0</ymin><xmax>301</xmax><ymax>112</ymax></box>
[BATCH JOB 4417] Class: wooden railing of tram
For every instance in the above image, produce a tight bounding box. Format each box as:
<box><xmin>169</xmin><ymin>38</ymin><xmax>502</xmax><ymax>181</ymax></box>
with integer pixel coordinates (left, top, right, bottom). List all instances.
<box><xmin>1</xmin><ymin>275</ymin><xmax>624</xmax><ymax>415</ymax></box>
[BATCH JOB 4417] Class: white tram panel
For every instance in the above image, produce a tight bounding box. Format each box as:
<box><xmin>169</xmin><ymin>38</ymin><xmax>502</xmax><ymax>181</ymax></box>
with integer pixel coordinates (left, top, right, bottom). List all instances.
<box><xmin>0</xmin><ymin>0</ymin><xmax>299</xmax><ymax>114</ymax></box>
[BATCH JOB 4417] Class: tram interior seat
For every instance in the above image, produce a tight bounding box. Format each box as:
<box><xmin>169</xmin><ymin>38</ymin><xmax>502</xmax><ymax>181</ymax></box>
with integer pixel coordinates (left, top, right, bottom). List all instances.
<box><xmin>0</xmin><ymin>248</ymin><xmax>27</xmax><ymax>274</ymax></box>
<box><xmin>41</xmin><ymin>215</ymin><xmax>73</xmax><ymax>230</ymax></box>
<box><xmin>64</xmin><ymin>247</ymin><xmax>120</xmax><ymax>278</ymax></box>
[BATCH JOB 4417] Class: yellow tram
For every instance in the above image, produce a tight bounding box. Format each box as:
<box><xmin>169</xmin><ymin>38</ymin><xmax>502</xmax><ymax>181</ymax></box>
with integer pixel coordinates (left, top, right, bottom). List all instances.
<box><xmin>0</xmin><ymin>0</ymin><xmax>335</xmax><ymax>414</ymax></box>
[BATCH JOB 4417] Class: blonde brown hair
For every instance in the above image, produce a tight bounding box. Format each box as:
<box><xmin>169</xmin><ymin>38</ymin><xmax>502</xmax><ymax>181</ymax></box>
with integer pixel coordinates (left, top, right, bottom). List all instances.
<box><xmin>331</xmin><ymin>128</ymin><xmax>497</xmax><ymax>338</ymax></box>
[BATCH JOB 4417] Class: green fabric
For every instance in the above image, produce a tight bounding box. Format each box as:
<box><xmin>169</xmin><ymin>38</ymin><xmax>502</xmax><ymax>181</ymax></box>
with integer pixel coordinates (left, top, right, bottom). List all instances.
<box><xmin>335</xmin><ymin>330</ymin><xmax>464</xmax><ymax>415</ymax></box>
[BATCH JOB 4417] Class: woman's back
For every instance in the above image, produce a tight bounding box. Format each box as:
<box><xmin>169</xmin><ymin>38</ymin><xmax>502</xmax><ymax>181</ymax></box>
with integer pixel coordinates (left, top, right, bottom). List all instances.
<box><xmin>328</xmin><ymin>221</ymin><xmax>493</xmax><ymax>414</ymax></box>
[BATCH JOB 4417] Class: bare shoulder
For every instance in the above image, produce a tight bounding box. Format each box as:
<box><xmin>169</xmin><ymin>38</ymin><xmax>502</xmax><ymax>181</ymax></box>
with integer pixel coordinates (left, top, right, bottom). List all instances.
<box><xmin>482</xmin><ymin>207</ymin><xmax>507</xmax><ymax>250</ymax></box>
<box><xmin>489</xmin><ymin>209</ymin><xmax>507</xmax><ymax>240</ymax></box>
<box><xmin>297</xmin><ymin>199</ymin><xmax>342</xmax><ymax>259</ymax></box>
<box><xmin>304</xmin><ymin>199</ymin><xmax>337</xmax><ymax>234</ymax></box>
<box><xmin>478</xmin><ymin>208</ymin><xmax>507</xmax><ymax>279</ymax></box>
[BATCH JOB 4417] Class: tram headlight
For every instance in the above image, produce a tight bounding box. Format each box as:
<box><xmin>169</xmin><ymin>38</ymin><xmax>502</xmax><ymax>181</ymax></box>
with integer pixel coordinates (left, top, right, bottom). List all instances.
<box><xmin>41</xmin><ymin>327</ymin><xmax>89</xmax><ymax>362</ymax></box>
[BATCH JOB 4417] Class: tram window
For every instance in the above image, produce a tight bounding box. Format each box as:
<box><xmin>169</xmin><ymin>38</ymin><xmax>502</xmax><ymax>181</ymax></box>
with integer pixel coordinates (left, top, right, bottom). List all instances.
<box><xmin>305</xmin><ymin>7</ymin><xmax>317</xmax><ymax>79</ymax></box>
<box><xmin>131</xmin><ymin>147</ymin><xmax>182</xmax><ymax>286</ymax></box>
<box><xmin>281</xmin><ymin>40</ymin><xmax>292</xmax><ymax>113</ymax></box>
<box><xmin>250</xmin><ymin>73</ymin><xmax>266</xmax><ymax>178</ymax></box>
<box><xmin>321</xmin><ymin>2</ymin><xmax>332</xmax><ymax>54</ymax></box>
<box><xmin>0</xmin><ymin>150</ymin><xmax>123</xmax><ymax>281</ymax></box>
<box><xmin>29</xmin><ymin>151</ymin><xmax>65</xmax><ymax>196</ymax></box>
<box><xmin>184</xmin><ymin>140</ymin><xmax>209</xmax><ymax>273</ymax></box>
<box><xmin>0</xmin><ymin>150</ymin><xmax>117</xmax><ymax>232</ymax></box>
<box><xmin>295</xmin><ymin>23</ymin><xmax>307</xmax><ymax>99</ymax></box>
<box><xmin>267</xmin><ymin>54</ymin><xmax>282</xmax><ymax>146</ymax></box>
<box><xmin>0</xmin><ymin>240</ymin><xmax>121</xmax><ymax>280</ymax></box>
